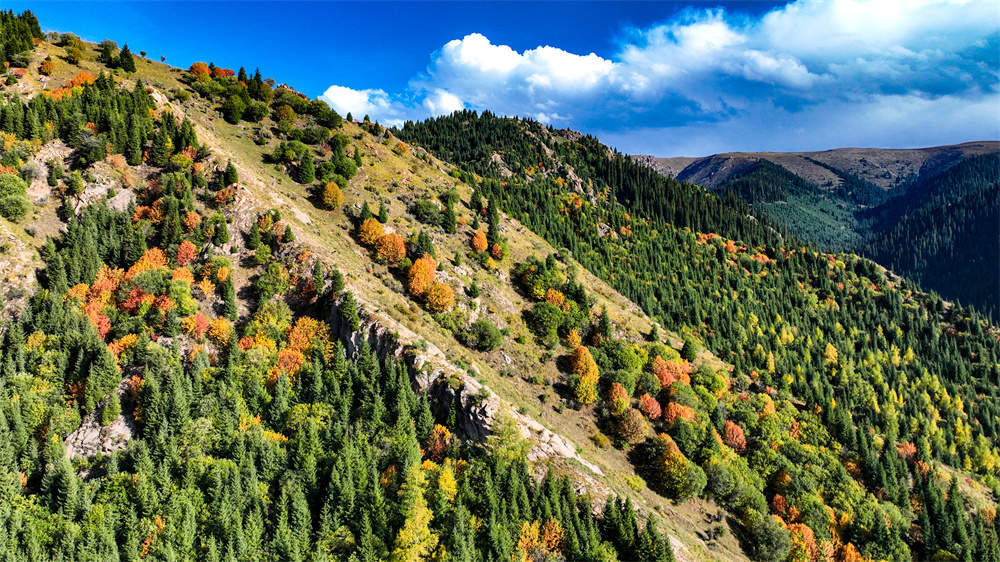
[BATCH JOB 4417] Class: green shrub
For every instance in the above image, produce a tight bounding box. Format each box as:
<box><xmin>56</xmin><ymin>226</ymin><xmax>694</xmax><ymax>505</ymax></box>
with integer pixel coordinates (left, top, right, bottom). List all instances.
<box><xmin>465</xmin><ymin>318</ymin><xmax>503</xmax><ymax>351</ymax></box>
<box><xmin>0</xmin><ymin>174</ymin><xmax>30</xmax><ymax>222</ymax></box>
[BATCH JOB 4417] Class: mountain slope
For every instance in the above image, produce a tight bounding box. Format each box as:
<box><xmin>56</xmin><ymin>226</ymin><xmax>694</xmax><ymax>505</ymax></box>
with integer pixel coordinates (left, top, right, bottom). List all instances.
<box><xmin>0</xmin><ymin>21</ymin><xmax>997</xmax><ymax>562</ymax></box>
<box><xmin>397</xmin><ymin>110</ymin><xmax>1000</xmax><ymax>561</ymax></box>
<box><xmin>0</xmin><ymin>28</ymin><xmax>757</xmax><ymax>562</ymax></box>
<box><xmin>634</xmin><ymin>144</ymin><xmax>1000</xmax><ymax>319</ymax></box>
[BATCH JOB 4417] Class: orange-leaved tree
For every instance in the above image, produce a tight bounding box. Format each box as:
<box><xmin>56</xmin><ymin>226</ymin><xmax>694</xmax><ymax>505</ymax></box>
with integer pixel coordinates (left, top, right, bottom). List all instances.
<box><xmin>639</xmin><ymin>393</ymin><xmax>662</xmax><ymax>419</ymax></box>
<box><xmin>724</xmin><ymin>420</ymin><xmax>747</xmax><ymax>453</ymax></box>
<box><xmin>375</xmin><ymin>232</ymin><xmax>406</xmax><ymax>266</ymax></box>
<box><xmin>183</xmin><ymin>211</ymin><xmax>201</xmax><ymax>232</ymax></box>
<box><xmin>189</xmin><ymin>62</ymin><xmax>210</xmax><ymax>76</ymax></box>
<box><xmin>471</xmin><ymin>230</ymin><xmax>487</xmax><ymax>253</ymax></box>
<box><xmin>407</xmin><ymin>254</ymin><xmax>437</xmax><ymax>296</ymax></box>
<box><xmin>358</xmin><ymin>217</ymin><xmax>384</xmax><ymax>245</ymax></box>
<box><xmin>176</xmin><ymin>240</ymin><xmax>197</xmax><ymax>266</ymax></box>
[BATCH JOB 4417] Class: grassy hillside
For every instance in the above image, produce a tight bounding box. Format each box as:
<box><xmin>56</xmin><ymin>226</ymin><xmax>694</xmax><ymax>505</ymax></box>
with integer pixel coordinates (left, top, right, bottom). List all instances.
<box><xmin>0</xmin><ymin>28</ymin><xmax>761</xmax><ymax>562</ymax></box>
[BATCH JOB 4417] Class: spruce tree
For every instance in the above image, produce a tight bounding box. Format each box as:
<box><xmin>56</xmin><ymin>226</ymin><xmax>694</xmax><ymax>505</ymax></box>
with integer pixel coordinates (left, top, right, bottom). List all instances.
<box><xmin>443</xmin><ymin>197</ymin><xmax>457</xmax><ymax>234</ymax></box>
<box><xmin>359</xmin><ymin>201</ymin><xmax>373</xmax><ymax>222</ymax></box>
<box><xmin>341</xmin><ymin>291</ymin><xmax>360</xmax><ymax>331</ymax></box>
<box><xmin>224</xmin><ymin>159</ymin><xmax>238</xmax><ymax>186</ymax></box>
<box><xmin>298</xmin><ymin>155</ymin><xmax>315</xmax><ymax>184</ymax></box>
<box><xmin>377</xmin><ymin>201</ymin><xmax>388</xmax><ymax>223</ymax></box>
<box><xmin>118</xmin><ymin>43</ymin><xmax>136</xmax><ymax>72</ymax></box>
<box><xmin>309</xmin><ymin>262</ymin><xmax>324</xmax><ymax>295</ymax></box>
<box><xmin>246</xmin><ymin>221</ymin><xmax>261</xmax><ymax>250</ymax></box>
<box><xmin>486</xmin><ymin>197</ymin><xmax>500</xmax><ymax>247</ymax></box>
<box><xmin>330</xmin><ymin>268</ymin><xmax>345</xmax><ymax>294</ymax></box>
<box><xmin>221</xmin><ymin>277</ymin><xmax>237</xmax><ymax>321</ymax></box>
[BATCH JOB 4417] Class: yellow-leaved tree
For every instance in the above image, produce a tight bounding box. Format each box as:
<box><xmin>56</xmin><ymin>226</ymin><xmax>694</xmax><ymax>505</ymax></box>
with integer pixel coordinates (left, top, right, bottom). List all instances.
<box><xmin>391</xmin><ymin>464</ymin><xmax>438</xmax><ymax>562</ymax></box>
<box><xmin>358</xmin><ymin>217</ymin><xmax>384</xmax><ymax>245</ymax></box>
<box><xmin>424</xmin><ymin>282</ymin><xmax>455</xmax><ymax>312</ymax></box>
<box><xmin>571</xmin><ymin>346</ymin><xmax>599</xmax><ymax>404</ymax></box>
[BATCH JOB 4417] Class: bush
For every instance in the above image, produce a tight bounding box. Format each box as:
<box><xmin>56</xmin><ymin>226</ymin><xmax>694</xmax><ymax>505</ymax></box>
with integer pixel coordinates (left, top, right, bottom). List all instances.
<box><xmin>409</xmin><ymin>200</ymin><xmax>441</xmax><ymax>226</ymax></box>
<box><xmin>465</xmin><ymin>318</ymin><xmax>503</xmax><ymax>351</ymax></box>
<box><xmin>0</xmin><ymin>174</ymin><xmax>30</xmax><ymax>222</ymax></box>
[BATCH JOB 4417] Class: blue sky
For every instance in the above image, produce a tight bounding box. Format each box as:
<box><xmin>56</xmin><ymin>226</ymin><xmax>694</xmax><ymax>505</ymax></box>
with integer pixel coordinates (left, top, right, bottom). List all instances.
<box><xmin>13</xmin><ymin>1</ymin><xmax>999</xmax><ymax>156</ymax></box>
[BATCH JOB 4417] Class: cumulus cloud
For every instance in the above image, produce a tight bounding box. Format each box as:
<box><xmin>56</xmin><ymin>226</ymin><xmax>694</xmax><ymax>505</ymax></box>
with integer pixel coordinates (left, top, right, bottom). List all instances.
<box><xmin>321</xmin><ymin>0</ymin><xmax>999</xmax><ymax>154</ymax></box>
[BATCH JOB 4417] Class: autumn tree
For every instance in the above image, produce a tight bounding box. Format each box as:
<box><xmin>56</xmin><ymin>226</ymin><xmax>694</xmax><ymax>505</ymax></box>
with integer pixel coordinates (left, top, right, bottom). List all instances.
<box><xmin>321</xmin><ymin>181</ymin><xmax>343</xmax><ymax>210</ymax></box>
<box><xmin>724</xmin><ymin>420</ymin><xmax>747</xmax><ymax>454</ymax></box>
<box><xmin>391</xmin><ymin>464</ymin><xmax>438</xmax><ymax>562</ymax></box>
<box><xmin>471</xmin><ymin>230</ymin><xmax>488</xmax><ymax>253</ymax></box>
<box><xmin>175</xmin><ymin>240</ymin><xmax>197</xmax><ymax>266</ymax></box>
<box><xmin>571</xmin><ymin>346</ymin><xmax>599</xmax><ymax>404</ymax></box>
<box><xmin>358</xmin><ymin>217</ymin><xmax>383</xmax><ymax>246</ymax></box>
<box><xmin>608</xmin><ymin>382</ymin><xmax>629</xmax><ymax>416</ymax></box>
<box><xmin>653</xmin><ymin>434</ymin><xmax>706</xmax><ymax>501</ymax></box>
<box><xmin>616</xmin><ymin>408</ymin><xmax>648</xmax><ymax>444</ymax></box>
<box><xmin>424</xmin><ymin>282</ymin><xmax>455</xmax><ymax>312</ymax></box>
<box><xmin>375</xmin><ymin>233</ymin><xmax>406</xmax><ymax>266</ymax></box>
<box><xmin>407</xmin><ymin>255</ymin><xmax>437</xmax><ymax>297</ymax></box>
<box><xmin>639</xmin><ymin>394</ymin><xmax>662</xmax><ymax>419</ymax></box>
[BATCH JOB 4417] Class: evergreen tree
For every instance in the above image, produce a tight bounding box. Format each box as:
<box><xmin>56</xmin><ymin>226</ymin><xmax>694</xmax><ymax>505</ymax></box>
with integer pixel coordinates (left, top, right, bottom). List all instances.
<box><xmin>246</xmin><ymin>221</ymin><xmax>261</xmax><ymax>250</ymax></box>
<box><xmin>224</xmin><ymin>159</ymin><xmax>239</xmax><ymax>186</ymax></box>
<box><xmin>221</xmin><ymin>277</ymin><xmax>237</xmax><ymax>321</ymax></box>
<box><xmin>298</xmin><ymin>155</ymin><xmax>315</xmax><ymax>184</ymax></box>
<box><xmin>330</xmin><ymin>268</ymin><xmax>345</xmax><ymax>294</ymax></box>
<box><xmin>118</xmin><ymin>43</ymin><xmax>136</xmax><ymax>72</ymax></box>
<box><xmin>486</xmin><ymin>196</ymin><xmax>500</xmax><ymax>247</ymax></box>
<box><xmin>341</xmin><ymin>291</ymin><xmax>360</xmax><ymax>331</ymax></box>
<box><xmin>442</xmin><ymin>196</ymin><xmax>457</xmax><ymax>234</ymax></box>
<box><xmin>360</xmin><ymin>201</ymin><xmax>373</xmax><ymax>222</ymax></box>
<box><xmin>378</xmin><ymin>201</ymin><xmax>388</xmax><ymax>223</ymax></box>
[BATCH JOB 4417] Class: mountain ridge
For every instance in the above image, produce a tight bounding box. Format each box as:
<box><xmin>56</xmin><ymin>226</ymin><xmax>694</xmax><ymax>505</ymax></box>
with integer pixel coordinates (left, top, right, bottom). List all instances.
<box><xmin>634</xmin><ymin>140</ymin><xmax>999</xmax><ymax>191</ymax></box>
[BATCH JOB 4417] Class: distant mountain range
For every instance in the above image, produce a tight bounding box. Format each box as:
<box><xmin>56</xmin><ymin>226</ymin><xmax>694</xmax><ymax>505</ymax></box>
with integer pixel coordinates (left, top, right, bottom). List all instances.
<box><xmin>633</xmin><ymin>141</ymin><xmax>998</xmax><ymax>191</ymax></box>
<box><xmin>634</xmin><ymin>142</ymin><xmax>1000</xmax><ymax>319</ymax></box>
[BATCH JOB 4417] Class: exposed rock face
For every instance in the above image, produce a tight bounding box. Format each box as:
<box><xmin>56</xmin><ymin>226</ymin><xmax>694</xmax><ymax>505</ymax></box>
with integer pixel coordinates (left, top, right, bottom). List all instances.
<box><xmin>327</xmin><ymin>292</ymin><xmax>603</xmax><ymax>475</ymax></box>
<box><xmin>65</xmin><ymin>374</ymin><xmax>137</xmax><ymax>460</ymax></box>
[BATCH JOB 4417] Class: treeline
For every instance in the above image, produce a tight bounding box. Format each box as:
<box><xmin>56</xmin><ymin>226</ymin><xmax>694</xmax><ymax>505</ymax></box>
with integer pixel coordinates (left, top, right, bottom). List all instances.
<box><xmin>395</xmin><ymin>110</ymin><xmax>787</xmax><ymax>249</ymax></box>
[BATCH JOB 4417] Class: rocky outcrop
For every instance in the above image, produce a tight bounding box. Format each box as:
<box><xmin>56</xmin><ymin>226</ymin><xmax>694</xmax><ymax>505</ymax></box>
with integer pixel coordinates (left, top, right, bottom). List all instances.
<box><xmin>65</xmin><ymin>374</ymin><xmax>137</xmax><ymax>460</ymax></box>
<box><xmin>327</xmin><ymin>292</ymin><xmax>603</xmax><ymax>475</ymax></box>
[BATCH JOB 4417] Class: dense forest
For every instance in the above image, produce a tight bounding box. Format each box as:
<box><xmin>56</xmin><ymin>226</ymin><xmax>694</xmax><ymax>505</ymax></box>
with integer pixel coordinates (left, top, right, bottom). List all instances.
<box><xmin>860</xmin><ymin>153</ymin><xmax>1000</xmax><ymax>320</ymax></box>
<box><xmin>397</xmin><ymin>110</ymin><xmax>1000</xmax><ymax>561</ymax></box>
<box><xmin>0</xmin><ymin>23</ymin><xmax>688</xmax><ymax>562</ymax></box>
<box><xmin>709</xmin><ymin>153</ymin><xmax>999</xmax><ymax>320</ymax></box>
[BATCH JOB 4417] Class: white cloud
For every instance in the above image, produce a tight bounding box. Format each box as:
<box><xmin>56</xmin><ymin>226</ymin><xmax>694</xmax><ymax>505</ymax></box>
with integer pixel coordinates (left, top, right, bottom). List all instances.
<box><xmin>319</xmin><ymin>85</ymin><xmax>395</xmax><ymax>121</ymax></box>
<box><xmin>320</xmin><ymin>0</ymin><xmax>999</xmax><ymax>154</ymax></box>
